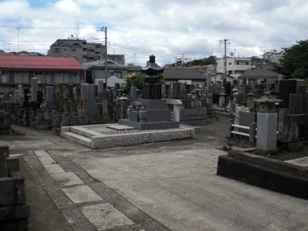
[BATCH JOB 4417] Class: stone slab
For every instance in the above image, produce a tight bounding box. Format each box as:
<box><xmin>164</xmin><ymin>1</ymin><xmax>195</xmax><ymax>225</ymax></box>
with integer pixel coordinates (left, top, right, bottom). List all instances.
<box><xmin>44</xmin><ymin>164</ymin><xmax>65</xmax><ymax>175</ymax></box>
<box><xmin>51</xmin><ymin>172</ymin><xmax>83</xmax><ymax>187</ymax></box>
<box><xmin>62</xmin><ymin>132</ymin><xmax>91</xmax><ymax>147</ymax></box>
<box><xmin>81</xmin><ymin>203</ymin><xmax>134</xmax><ymax>230</ymax></box>
<box><xmin>286</xmin><ymin>156</ymin><xmax>308</xmax><ymax>167</ymax></box>
<box><xmin>119</xmin><ymin>119</ymin><xmax>179</xmax><ymax>130</ymax></box>
<box><xmin>106</xmin><ymin>124</ymin><xmax>135</xmax><ymax>131</ymax></box>
<box><xmin>34</xmin><ymin>150</ymin><xmax>50</xmax><ymax>157</ymax></box>
<box><xmin>38</xmin><ymin>156</ymin><xmax>55</xmax><ymax>165</ymax></box>
<box><xmin>62</xmin><ymin>185</ymin><xmax>102</xmax><ymax>204</ymax></box>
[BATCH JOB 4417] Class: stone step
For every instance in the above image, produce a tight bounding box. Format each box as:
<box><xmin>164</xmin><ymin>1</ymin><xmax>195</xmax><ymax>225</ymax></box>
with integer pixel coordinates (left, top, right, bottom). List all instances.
<box><xmin>63</xmin><ymin>132</ymin><xmax>91</xmax><ymax>147</ymax></box>
<box><xmin>70</xmin><ymin>126</ymin><xmax>101</xmax><ymax>138</ymax></box>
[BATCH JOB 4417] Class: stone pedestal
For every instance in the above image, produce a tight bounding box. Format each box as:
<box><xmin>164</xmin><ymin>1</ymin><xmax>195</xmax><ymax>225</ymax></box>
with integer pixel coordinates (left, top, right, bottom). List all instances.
<box><xmin>119</xmin><ymin>98</ymin><xmax>179</xmax><ymax>130</ymax></box>
<box><xmin>256</xmin><ymin>113</ymin><xmax>278</xmax><ymax>154</ymax></box>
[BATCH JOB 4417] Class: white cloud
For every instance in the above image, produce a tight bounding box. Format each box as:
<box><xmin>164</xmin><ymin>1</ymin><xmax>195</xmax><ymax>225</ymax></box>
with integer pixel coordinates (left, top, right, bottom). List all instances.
<box><xmin>0</xmin><ymin>0</ymin><xmax>307</xmax><ymax>64</ymax></box>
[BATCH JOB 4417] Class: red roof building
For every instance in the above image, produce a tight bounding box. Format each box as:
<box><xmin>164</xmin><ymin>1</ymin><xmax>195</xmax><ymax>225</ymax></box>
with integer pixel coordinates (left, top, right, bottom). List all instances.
<box><xmin>0</xmin><ymin>55</ymin><xmax>83</xmax><ymax>88</ymax></box>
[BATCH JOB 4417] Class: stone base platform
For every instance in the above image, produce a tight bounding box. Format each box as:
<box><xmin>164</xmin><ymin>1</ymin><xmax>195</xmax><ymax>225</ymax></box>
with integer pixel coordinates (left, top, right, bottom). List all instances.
<box><xmin>61</xmin><ymin>124</ymin><xmax>195</xmax><ymax>149</ymax></box>
<box><xmin>118</xmin><ymin>119</ymin><xmax>179</xmax><ymax>130</ymax></box>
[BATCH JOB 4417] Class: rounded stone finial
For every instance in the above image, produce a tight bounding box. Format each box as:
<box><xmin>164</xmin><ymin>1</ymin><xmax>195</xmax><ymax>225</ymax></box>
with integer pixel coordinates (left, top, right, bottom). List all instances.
<box><xmin>149</xmin><ymin>55</ymin><xmax>155</xmax><ymax>63</ymax></box>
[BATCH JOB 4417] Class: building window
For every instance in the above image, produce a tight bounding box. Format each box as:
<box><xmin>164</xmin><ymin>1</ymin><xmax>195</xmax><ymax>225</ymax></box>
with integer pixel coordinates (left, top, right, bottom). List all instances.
<box><xmin>246</xmin><ymin>62</ymin><xmax>249</xmax><ymax>65</ymax></box>
<box><xmin>2</xmin><ymin>76</ymin><xmax>8</xmax><ymax>83</ymax></box>
<box><xmin>71</xmin><ymin>48</ymin><xmax>76</xmax><ymax>52</ymax></box>
<box><xmin>237</xmin><ymin>62</ymin><xmax>239</xmax><ymax>65</ymax></box>
<box><xmin>229</xmin><ymin>62</ymin><xmax>232</xmax><ymax>65</ymax></box>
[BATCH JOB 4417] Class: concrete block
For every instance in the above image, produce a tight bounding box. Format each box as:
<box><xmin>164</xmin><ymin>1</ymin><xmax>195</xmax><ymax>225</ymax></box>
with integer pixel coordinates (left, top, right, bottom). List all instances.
<box><xmin>0</xmin><ymin>177</ymin><xmax>26</xmax><ymax>206</ymax></box>
<box><xmin>0</xmin><ymin>205</ymin><xmax>30</xmax><ymax>222</ymax></box>
<box><xmin>0</xmin><ymin>218</ymin><xmax>28</xmax><ymax>230</ymax></box>
<box><xmin>6</xmin><ymin>157</ymin><xmax>19</xmax><ymax>172</ymax></box>
<box><xmin>61</xmin><ymin>126</ymin><xmax>71</xmax><ymax>136</ymax></box>
<box><xmin>0</xmin><ymin>145</ymin><xmax>9</xmax><ymax>177</ymax></box>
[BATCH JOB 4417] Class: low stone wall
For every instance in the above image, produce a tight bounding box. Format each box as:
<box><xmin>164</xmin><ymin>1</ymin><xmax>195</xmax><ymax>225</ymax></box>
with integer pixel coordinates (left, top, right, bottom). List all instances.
<box><xmin>217</xmin><ymin>150</ymin><xmax>308</xmax><ymax>200</ymax></box>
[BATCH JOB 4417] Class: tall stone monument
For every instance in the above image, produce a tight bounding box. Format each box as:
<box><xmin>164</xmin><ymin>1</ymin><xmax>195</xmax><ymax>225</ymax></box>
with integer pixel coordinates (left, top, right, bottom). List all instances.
<box><xmin>31</xmin><ymin>77</ymin><xmax>39</xmax><ymax>102</ymax></box>
<box><xmin>254</xmin><ymin>92</ymin><xmax>282</xmax><ymax>154</ymax></box>
<box><xmin>119</xmin><ymin>55</ymin><xmax>179</xmax><ymax>129</ymax></box>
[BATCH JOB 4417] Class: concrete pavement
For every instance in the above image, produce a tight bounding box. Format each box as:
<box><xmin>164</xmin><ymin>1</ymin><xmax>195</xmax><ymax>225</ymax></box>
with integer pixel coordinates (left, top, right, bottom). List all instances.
<box><xmin>2</xmin><ymin>115</ymin><xmax>308</xmax><ymax>231</ymax></box>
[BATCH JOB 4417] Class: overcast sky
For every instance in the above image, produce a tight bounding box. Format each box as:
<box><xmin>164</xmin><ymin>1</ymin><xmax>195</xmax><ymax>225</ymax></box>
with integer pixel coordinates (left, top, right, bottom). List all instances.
<box><xmin>0</xmin><ymin>0</ymin><xmax>307</xmax><ymax>65</ymax></box>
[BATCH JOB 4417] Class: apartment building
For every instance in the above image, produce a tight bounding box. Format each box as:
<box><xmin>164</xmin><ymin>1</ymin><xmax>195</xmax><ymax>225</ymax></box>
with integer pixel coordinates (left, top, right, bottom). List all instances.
<box><xmin>263</xmin><ymin>50</ymin><xmax>284</xmax><ymax>64</ymax></box>
<box><xmin>216</xmin><ymin>57</ymin><xmax>251</xmax><ymax>78</ymax></box>
<box><xmin>48</xmin><ymin>39</ymin><xmax>125</xmax><ymax>65</ymax></box>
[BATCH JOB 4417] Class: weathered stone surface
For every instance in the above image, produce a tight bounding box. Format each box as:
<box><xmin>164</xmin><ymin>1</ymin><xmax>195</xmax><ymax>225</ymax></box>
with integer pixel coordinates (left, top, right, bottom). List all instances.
<box><xmin>81</xmin><ymin>203</ymin><xmax>134</xmax><ymax>230</ymax></box>
<box><xmin>44</xmin><ymin>164</ymin><xmax>65</xmax><ymax>175</ymax></box>
<box><xmin>62</xmin><ymin>185</ymin><xmax>102</xmax><ymax>204</ymax></box>
<box><xmin>51</xmin><ymin>172</ymin><xmax>83</xmax><ymax>187</ymax></box>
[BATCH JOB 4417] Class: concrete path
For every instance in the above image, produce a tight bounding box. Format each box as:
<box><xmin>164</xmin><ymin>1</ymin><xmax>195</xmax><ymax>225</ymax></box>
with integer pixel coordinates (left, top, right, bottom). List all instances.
<box><xmin>2</xmin><ymin>115</ymin><xmax>308</xmax><ymax>231</ymax></box>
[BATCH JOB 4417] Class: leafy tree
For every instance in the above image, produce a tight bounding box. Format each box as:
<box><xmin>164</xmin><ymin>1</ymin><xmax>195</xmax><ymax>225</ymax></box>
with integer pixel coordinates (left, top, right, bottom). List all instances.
<box><xmin>183</xmin><ymin>56</ymin><xmax>216</xmax><ymax>67</ymax></box>
<box><xmin>124</xmin><ymin>72</ymin><xmax>145</xmax><ymax>92</ymax></box>
<box><xmin>274</xmin><ymin>40</ymin><xmax>308</xmax><ymax>78</ymax></box>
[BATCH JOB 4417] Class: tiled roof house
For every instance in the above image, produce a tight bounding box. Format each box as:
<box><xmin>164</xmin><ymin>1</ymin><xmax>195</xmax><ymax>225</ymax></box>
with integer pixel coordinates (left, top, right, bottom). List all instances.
<box><xmin>0</xmin><ymin>55</ymin><xmax>83</xmax><ymax>88</ymax></box>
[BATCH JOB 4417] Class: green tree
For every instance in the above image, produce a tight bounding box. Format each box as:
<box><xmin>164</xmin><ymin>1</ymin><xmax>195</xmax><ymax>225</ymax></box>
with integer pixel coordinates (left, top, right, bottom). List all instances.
<box><xmin>274</xmin><ymin>40</ymin><xmax>308</xmax><ymax>78</ymax></box>
<box><xmin>183</xmin><ymin>56</ymin><xmax>216</xmax><ymax>67</ymax></box>
<box><xmin>124</xmin><ymin>72</ymin><xmax>145</xmax><ymax>92</ymax></box>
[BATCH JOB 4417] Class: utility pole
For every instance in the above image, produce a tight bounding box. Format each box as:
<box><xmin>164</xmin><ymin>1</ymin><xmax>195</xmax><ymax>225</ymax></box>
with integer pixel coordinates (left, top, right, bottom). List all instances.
<box><xmin>98</xmin><ymin>27</ymin><xmax>108</xmax><ymax>87</ymax></box>
<box><xmin>220</xmin><ymin>39</ymin><xmax>230</xmax><ymax>89</ymax></box>
<box><xmin>17</xmin><ymin>27</ymin><xmax>20</xmax><ymax>52</ymax></box>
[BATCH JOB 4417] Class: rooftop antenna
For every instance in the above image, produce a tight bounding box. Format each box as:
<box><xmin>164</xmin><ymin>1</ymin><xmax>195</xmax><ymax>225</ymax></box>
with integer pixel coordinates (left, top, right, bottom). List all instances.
<box><xmin>75</xmin><ymin>25</ymin><xmax>80</xmax><ymax>39</ymax></box>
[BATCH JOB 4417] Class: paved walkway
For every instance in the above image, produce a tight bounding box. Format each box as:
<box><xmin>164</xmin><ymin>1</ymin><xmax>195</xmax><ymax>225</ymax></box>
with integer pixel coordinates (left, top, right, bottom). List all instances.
<box><xmin>2</xmin><ymin>115</ymin><xmax>308</xmax><ymax>231</ymax></box>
